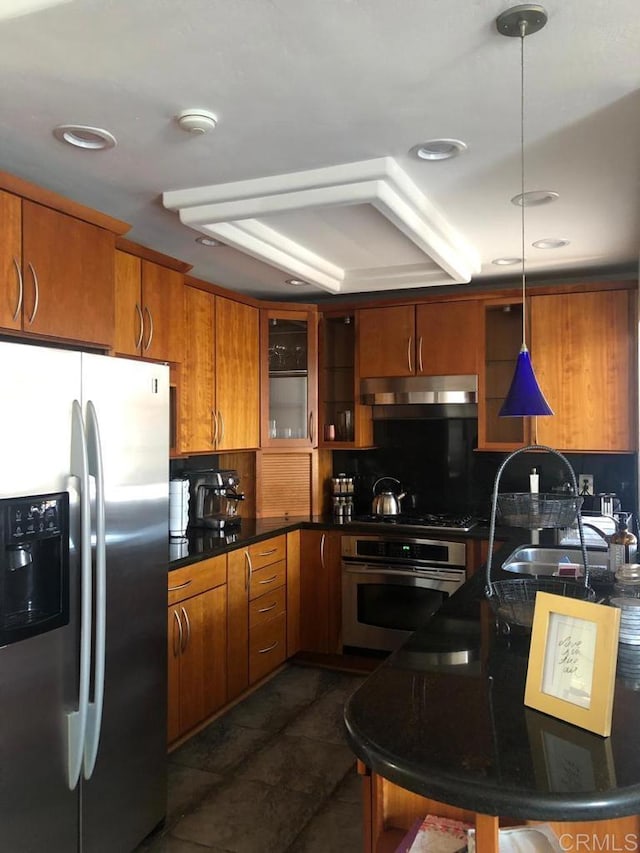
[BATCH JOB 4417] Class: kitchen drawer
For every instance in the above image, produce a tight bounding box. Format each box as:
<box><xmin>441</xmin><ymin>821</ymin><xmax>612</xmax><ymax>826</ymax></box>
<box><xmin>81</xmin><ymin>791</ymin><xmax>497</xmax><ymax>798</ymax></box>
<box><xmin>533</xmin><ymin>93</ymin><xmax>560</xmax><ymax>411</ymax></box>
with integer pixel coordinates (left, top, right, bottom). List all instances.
<box><xmin>249</xmin><ymin>559</ymin><xmax>286</xmax><ymax>601</ymax></box>
<box><xmin>248</xmin><ymin>535</ymin><xmax>286</xmax><ymax>570</ymax></box>
<box><xmin>249</xmin><ymin>586</ymin><xmax>286</xmax><ymax>631</ymax></box>
<box><xmin>168</xmin><ymin>554</ymin><xmax>226</xmax><ymax>605</ymax></box>
<box><xmin>249</xmin><ymin>612</ymin><xmax>286</xmax><ymax>684</ymax></box>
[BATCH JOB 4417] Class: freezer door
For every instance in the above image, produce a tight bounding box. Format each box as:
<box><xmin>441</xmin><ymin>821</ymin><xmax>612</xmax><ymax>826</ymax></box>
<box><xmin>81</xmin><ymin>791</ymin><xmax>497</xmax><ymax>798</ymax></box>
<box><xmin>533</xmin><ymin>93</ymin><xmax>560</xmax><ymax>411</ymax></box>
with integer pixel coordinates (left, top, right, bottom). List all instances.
<box><xmin>80</xmin><ymin>354</ymin><xmax>169</xmax><ymax>853</ymax></box>
<box><xmin>0</xmin><ymin>341</ymin><xmax>81</xmax><ymax>852</ymax></box>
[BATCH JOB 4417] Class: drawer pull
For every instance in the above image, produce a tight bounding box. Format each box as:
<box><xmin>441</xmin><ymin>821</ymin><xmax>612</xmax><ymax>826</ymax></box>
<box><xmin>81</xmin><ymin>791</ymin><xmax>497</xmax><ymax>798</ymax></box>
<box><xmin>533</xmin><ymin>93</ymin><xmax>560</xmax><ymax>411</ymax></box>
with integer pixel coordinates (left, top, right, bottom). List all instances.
<box><xmin>258</xmin><ymin>574</ymin><xmax>278</xmax><ymax>585</ymax></box>
<box><xmin>258</xmin><ymin>548</ymin><xmax>277</xmax><ymax>557</ymax></box>
<box><xmin>258</xmin><ymin>601</ymin><xmax>278</xmax><ymax>613</ymax></box>
<box><xmin>168</xmin><ymin>579</ymin><xmax>193</xmax><ymax>592</ymax></box>
<box><xmin>257</xmin><ymin>640</ymin><xmax>279</xmax><ymax>654</ymax></box>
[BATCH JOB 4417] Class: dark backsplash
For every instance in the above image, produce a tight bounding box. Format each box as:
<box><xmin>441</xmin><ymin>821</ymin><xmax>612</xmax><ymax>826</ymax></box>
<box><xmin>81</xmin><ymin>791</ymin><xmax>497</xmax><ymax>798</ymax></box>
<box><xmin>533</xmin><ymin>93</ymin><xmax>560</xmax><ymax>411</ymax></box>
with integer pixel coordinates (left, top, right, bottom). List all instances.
<box><xmin>333</xmin><ymin>419</ymin><xmax>638</xmax><ymax>525</ymax></box>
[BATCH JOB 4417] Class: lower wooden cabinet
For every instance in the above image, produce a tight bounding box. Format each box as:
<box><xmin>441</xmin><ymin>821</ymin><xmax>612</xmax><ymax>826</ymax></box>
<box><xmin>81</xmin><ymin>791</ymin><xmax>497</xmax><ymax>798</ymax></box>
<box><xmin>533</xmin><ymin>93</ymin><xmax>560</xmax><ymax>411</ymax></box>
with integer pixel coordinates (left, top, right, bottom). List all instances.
<box><xmin>167</xmin><ymin>556</ymin><xmax>227</xmax><ymax>744</ymax></box>
<box><xmin>299</xmin><ymin>529</ymin><xmax>342</xmax><ymax>654</ymax></box>
<box><xmin>227</xmin><ymin>535</ymin><xmax>288</xmax><ymax>702</ymax></box>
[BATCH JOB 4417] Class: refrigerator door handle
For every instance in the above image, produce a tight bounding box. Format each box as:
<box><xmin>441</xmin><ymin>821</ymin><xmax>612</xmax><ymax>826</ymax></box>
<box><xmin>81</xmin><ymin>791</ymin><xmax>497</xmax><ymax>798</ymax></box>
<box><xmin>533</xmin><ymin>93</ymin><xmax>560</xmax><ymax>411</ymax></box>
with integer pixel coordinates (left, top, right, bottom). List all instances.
<box><xmin>84</xmin><ymin>400</ymin><xmax>106</xmax><ymax>780</ymax></box>
<box><xmin>67</xmin><ymin>400</ymin><xmax>93</xmax><ymax>790</ymax></box>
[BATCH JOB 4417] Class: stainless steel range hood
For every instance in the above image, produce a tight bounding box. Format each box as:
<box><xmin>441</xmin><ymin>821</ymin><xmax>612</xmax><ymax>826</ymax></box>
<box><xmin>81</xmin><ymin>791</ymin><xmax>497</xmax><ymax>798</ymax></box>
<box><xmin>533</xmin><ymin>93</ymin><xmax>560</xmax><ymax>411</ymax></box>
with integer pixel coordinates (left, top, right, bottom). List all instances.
<box><xmin>361</xmin><ymin>375</ymin><xmax>478</xmax><ymax>419</ymax></box>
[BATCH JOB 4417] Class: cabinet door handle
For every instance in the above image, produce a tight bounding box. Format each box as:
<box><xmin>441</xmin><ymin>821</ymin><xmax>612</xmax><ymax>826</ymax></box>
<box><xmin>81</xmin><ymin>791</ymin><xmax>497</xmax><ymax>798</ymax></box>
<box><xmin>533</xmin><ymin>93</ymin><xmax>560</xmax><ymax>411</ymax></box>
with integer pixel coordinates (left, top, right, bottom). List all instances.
<box><xmin>258</xmin><ymin>601</ymin><xmax>278</xmax><ymax>613</ymax></box>
<box><xmin>258</xmin><ymin>574</ymin><xmax>278</xmax><ymax>585</ymax></box>
<box><xmin>212</xmin><ymin>410</ymin><xmax>218</xmax><ymax>447</ymax></box>
<box><xmin>218</xmin><ymin>409</ymin><xmax>225</xmax><ymax>444</ymax></box>
<box><xmin>258</xmin><ymin>548</ymin><xmax>277</xmax><ymax>557</ymax></box>
<box><xmin>407</xmin><ymin>336</ymin><xmax>412</xmax><ymax>373</ymax></box>
<box><xmin>308</xmin><ymin>411</ymin><xmax>314</xmax><ymax>443</ymax></box>
<box><xmin>245</xmin><ymin>551</ymin><xmax>253</xmax><ymax>591</ymax></box>
<box><xmin>143</xmin><ymin>306</ymin><xmax>154</xmax><ymax>351</ymax></box>
<box><xmin>180</xmin><ymin>606</ymin><xmax>190</xmax><ymax>652</ymax></box>
<box><xmin>418</xmin><ymin>336</ymin><xmax>423</xmax><ymax>373</ymax></box>
<box><xmin>173</xmin><ymin>609</ymin><xmax>182</xmax><ymax>658</ymax></box>
<box><xmin>135</xmin><ymin>303</ymin><xmax>144</xmax><ymax>350</ymax></box>
<box><xmin>320</xmin><ymin>533</ymin><xmax>326</xmax><ymax>570</ymax></box>
<box><xmin>11</xmin><ymin>257</ymin><xmax>23</xmax><ymax>322</ymax></box>
<box><xmin>27</xmin><ymin>262</ymin><xmax>39</xmax><ymax>325</ymax></box>
<box><xmin>258</xmin><ymin>640</ymin><xmax>278</xmax><ymax>654</ymax></box>
<box><xmin>168</xmin><ymin>579</ymin><xmax>192</xmax><ymax>592</ymax></box>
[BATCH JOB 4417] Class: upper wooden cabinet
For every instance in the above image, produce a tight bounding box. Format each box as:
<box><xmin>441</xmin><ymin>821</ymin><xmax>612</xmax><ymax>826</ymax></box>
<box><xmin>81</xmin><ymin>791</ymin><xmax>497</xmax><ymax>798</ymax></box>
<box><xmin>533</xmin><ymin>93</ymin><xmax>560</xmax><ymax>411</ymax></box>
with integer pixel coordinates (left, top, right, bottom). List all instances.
<box><xmin>478</xmin><ymin>297</ymin><xmax>528</xmax><ymax>451</ymax></box>
<box><xmin>216</xmin><ymin>295</ymin><xmax>260</xmax><ymax>451</ymax></box>
<box><xmin>530</xmin><ymin>289</ymin><xmax>636</xmax><ymax>452</ymax></box>
<box><xmin>261</xmin><ymin>307</ymin><xmax>318</xmax><ymax>447</ymax></box>
<box><xmin>319</xmin><ymin>311</ymin><xmax>373</xmax><ymax>449</ymax></box>
<box><xmin>1</xmin><ymin>191</ymin><xmax>116</xmax><ymax>347</ymax></box>
<box><xmin>478</xmin><ymin>286</ymin><xmax>637</xmax><ymax>453</ymax></box>
<box><xmin>357</xmin><ymin>301</ymin><xmax>480</xmax><ymax>378</ymax></box>
<box><xmin>114</xmin><ymin>247</ymin><xmax>186</xmax><ymax>362</ymax></box>
<box><xmin>180</xmin><ymin>285</ymin><xmax>260</xmax><ymax>454</ymax></box>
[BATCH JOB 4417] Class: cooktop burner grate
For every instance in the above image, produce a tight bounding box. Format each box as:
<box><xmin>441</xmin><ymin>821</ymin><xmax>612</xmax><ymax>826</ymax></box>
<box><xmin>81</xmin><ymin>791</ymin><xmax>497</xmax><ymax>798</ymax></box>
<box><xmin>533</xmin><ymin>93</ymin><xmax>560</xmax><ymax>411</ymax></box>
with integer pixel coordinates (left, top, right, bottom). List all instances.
<box><xmin>351</xmin><ymin>513</ymin><xmax>477</xmax><ymax>532</ymax></box>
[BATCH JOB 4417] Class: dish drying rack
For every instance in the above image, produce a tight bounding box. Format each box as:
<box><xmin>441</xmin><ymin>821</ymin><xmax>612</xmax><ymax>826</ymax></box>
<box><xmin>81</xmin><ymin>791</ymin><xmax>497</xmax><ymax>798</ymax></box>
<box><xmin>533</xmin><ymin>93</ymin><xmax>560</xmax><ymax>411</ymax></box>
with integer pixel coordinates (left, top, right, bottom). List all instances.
<box><xmin>485</xmin><ymin>445</ymin><xmax>595</xmax><ymax>629</ymax></box>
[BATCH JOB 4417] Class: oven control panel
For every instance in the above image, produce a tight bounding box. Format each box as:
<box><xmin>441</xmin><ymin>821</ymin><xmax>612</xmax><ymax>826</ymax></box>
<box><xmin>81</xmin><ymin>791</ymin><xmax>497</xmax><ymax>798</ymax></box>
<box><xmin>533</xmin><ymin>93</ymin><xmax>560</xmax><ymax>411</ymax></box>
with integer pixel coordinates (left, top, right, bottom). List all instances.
<box><xmin>341</xmin><ymin>534</ymin><xmax>465</xmax><ymax>567</ymax></box>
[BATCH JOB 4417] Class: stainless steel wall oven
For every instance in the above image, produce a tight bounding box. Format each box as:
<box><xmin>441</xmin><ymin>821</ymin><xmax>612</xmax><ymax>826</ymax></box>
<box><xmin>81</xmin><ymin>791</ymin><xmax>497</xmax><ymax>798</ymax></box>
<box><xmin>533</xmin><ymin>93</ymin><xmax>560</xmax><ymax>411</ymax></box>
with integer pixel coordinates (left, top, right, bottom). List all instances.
<box><xmin>342</xmin><ymin>533</ymin><xmax>466</xmax><ymax>652</ymax></box>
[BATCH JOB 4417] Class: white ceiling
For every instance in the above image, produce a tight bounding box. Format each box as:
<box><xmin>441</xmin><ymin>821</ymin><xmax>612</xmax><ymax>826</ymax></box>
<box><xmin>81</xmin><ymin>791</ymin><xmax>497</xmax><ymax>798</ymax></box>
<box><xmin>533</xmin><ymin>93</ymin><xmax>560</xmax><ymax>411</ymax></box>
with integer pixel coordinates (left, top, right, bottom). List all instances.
<box><xmin>1</xmin><ymin>0</ymin><xmax>639</xmax><ymax>300</ymax></box>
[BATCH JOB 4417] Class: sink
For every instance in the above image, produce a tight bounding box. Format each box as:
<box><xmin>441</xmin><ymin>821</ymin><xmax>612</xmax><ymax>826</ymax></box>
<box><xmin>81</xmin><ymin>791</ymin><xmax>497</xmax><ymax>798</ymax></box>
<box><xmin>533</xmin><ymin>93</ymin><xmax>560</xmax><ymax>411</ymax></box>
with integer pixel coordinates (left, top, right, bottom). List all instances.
<box><xmin>501</xmin><ymin>546</ymin><xmax>610</xmax><ymax>579</ymax></box>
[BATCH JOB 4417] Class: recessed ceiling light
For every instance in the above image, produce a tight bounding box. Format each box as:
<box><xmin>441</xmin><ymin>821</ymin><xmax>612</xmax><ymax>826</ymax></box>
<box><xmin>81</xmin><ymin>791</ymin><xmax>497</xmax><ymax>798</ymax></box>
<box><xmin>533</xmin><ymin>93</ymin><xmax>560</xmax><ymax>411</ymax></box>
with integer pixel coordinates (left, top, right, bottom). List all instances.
<box><xmin>492</xmin><ymin>257</ymin><xmax>522</xmax><ymax>266</ymax></box>
<box><xmin>53</xmin><ymin>124</ymin><xmax>117</xmax><ymax>150</ymax></box>
<box><xmin>195</xmin><ymin>236</ymin><xmax>222</xmax><ymax>247</ymax></box>
<box><xmin>285</xmin><ymin>278</ymin><xmax>309</xmax><ymax>287</ymax></box>
<box><xmin>532</xmin><ymin>237</ymin><xmax>570</xmax><ymax>250</ymax></box>
<box><xmin>412</xmin><ymin>139</ymin><xmax>467</xmax><ymax>161</ymax></box>
<box><xmin>511</xmin><ymin>190</ymin><xmax>559</xmax><ymax>207</ymax></box>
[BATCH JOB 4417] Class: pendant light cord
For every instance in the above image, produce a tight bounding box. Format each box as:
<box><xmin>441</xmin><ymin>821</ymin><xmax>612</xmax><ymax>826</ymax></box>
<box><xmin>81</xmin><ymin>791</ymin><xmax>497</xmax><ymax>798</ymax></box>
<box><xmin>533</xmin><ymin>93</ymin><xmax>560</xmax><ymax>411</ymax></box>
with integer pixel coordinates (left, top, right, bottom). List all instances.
<box><xmin>520</xmin><ymin>18</ymin><xmax>527</xmax><ymax>351</ymax></box>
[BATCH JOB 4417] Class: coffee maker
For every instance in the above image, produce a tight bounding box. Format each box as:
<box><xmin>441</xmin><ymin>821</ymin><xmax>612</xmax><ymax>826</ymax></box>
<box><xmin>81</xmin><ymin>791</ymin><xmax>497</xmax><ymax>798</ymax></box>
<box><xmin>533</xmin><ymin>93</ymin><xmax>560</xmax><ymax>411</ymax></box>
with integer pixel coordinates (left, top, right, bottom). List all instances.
<box><xmin>188</xmin><ymin>469</ymin><xmax>245</xmax><ymax>529</ymax></box>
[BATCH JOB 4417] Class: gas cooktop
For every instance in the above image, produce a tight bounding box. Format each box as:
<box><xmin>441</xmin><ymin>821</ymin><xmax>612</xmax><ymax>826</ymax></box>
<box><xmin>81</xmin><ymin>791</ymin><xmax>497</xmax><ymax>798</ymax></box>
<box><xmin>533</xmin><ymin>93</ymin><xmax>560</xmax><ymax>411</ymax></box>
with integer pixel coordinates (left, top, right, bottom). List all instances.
<box><xmin>351</xmin><ymin>512</ymin><xmax>477</xmax><ymax>533</ymax></box>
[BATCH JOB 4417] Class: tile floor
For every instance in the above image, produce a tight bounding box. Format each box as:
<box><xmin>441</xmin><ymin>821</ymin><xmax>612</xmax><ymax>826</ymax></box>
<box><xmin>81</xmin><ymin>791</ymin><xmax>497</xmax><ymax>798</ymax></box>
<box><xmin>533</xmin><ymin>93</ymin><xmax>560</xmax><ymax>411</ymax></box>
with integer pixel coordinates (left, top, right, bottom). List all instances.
<box><xmin>139</xmin><ymin>665</ymin><xmax>367</xmax><ymax>853</ymax></box>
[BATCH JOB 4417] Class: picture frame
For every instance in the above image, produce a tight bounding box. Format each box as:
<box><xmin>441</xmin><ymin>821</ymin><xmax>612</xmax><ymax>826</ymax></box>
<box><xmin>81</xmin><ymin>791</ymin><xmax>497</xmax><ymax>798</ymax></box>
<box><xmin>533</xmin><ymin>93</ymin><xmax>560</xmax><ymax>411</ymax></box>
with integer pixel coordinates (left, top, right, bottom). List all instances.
<box><xmin>524</xmin><ymin>592</ymin><xmax>621</xmax><ymax>737</ymax></box>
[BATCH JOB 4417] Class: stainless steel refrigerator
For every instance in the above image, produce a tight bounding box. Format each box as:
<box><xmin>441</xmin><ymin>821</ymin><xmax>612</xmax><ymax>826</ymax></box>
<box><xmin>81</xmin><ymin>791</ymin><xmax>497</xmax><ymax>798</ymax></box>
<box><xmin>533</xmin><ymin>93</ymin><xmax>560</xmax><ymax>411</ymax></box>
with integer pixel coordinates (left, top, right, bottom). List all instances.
<box><xmin>0</xmin><ymin>340</ymin><xmax>169</xmax><ymax>852</ymax></box>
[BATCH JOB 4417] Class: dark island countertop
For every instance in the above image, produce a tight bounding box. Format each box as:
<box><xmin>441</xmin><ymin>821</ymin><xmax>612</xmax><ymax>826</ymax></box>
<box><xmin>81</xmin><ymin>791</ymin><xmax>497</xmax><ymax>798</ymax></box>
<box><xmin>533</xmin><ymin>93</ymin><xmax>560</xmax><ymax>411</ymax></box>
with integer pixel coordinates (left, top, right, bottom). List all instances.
<box><xmin>343</xmin><ymin>549</ymin><xmax>640</xmax><ymax>823</ymax></box>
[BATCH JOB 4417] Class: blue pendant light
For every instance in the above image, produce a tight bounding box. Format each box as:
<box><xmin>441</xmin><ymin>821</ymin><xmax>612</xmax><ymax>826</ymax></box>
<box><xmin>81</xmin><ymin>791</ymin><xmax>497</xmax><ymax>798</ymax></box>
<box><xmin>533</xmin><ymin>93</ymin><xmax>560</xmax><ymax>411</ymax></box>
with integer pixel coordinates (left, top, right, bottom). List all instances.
<box><xmin>496</xmin><ymin>5</ymin><xmax>554</xmax><ymax>419</ymax></box>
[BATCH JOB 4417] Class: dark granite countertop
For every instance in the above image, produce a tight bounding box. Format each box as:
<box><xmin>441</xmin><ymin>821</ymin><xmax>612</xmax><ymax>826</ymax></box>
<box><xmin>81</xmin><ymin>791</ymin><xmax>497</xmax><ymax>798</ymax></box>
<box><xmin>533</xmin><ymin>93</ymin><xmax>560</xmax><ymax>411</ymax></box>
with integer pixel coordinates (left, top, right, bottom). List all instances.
<box><xmin>343</xmin><ymin>535</ymin><xmax>640</xmax><ymax>822</ymax></box>
<box><xmin>168</xmin><ymin>515</ymin><xmax>502</xmax><ymax>569</ymax></box>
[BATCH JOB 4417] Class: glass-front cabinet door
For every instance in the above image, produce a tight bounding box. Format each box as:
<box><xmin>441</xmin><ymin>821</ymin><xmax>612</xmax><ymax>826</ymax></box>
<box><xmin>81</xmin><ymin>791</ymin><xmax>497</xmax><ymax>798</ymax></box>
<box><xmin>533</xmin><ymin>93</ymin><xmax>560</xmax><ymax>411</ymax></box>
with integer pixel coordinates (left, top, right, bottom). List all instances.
<box><xmin>261</xmin><ymin>308</ymin><xmax>318</xmax><ymax>447</ymax></box>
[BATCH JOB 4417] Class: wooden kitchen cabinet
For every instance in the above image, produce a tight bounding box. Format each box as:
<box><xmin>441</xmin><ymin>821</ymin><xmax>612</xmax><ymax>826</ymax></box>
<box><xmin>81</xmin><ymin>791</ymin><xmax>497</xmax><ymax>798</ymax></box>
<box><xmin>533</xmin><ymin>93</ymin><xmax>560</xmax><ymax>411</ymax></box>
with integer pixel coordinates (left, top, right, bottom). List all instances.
<box><xmin>530</xmin><ymin>288</ymin><xmax>636</xmax><ymax>452</ymax></box>
<box><xmin>256</xmin><ymin>449</ymin><xmax>332</xmax><ymax>518</ymax></box>
<box><xmin>358</xmin><ymin>301</ymin><xmax>479</xmax><ymax>378</ymax></box>
<box><xmin>299</xmin><ymin>529</ymin><xmax>342</xmax><ymax>654</ymax></box>
<box><xmin>180</xmin><ymin>285</ymin><xmax>260</xmax><ymax>454</ymax></box>
<box><xmin>167</xmin><ymin>556</ymin><xmax>227</xmax><ymax>744</ymax></box>
<box><xmin>114</xmin><ymin>245</ymin><xmax>187</xmax><ymax>362</ymax></box>
<box><xmin>319</xmin><ymin>311</ymin><xmax>373</xmax><ymax>449</ymax></box>
<box><xmin>216</xmin><ymin>295</ymin><xmax>260</xmax><ymax>451</ymax></box>
<box><xmin>477</xmin><ymin>297</ymin><xmax>529</xmax><ymax>451</ymax></box>
<box><xmin>0</xmin><ymin>192</ymin><xmax>116</xmax><ymax>346</ymax></box>
<box><xmin>227</xmin><ymin>535</ymin><xmax>287</xmax><ymax>701</ymax></box>
<box><xmin>261</xmin><ymin>307</ymin><xmax>318</xmax><ymax>447</ymax></box>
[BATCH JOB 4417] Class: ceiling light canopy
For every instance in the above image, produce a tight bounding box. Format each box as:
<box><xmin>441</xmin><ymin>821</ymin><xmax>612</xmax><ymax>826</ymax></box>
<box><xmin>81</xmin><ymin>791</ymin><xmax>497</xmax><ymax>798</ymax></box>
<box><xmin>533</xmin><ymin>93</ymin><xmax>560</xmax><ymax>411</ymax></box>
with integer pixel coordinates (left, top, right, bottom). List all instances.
<box><xmin>53</xmin><ymin>124</ymin><xmax>116</xmax><ymax>150</ymax></box>
<box><xmin>195</xmin><ymin>235</ymin><xmax>222</xmax><ymax>247</ymax></box>
<box><xmin>412</xmin><ymin>139</ymin><xmax>467</xmax><ymax>161</ymax></box>
<box><xmin>497</xmin><ymin>3</ymin><xmax>553</xmax><ymax>419</ymax></box>
<box><xmin>285</xmin><ymin>278</ymin><xmax>309</xmax><ymax>287</ymax></box>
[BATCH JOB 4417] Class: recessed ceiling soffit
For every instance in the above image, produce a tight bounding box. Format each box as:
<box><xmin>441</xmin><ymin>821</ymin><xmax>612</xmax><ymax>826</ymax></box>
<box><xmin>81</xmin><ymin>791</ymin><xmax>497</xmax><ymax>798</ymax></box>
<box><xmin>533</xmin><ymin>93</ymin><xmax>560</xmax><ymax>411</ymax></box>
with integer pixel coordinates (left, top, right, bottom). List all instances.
<box><xmin>163</xmin><ymin>157</ymin><xmax>479</xmax><ymax>294</ymax></box>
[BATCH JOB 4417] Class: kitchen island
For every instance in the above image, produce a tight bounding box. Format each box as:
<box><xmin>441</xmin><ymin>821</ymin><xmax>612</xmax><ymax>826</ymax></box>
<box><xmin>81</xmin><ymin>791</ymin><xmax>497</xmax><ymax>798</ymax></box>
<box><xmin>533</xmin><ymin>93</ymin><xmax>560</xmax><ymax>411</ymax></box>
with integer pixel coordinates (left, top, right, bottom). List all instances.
<box><xmin>344</xmin><ymin>570</ymin><xmax>640</xmax><ymax>852</ymax></box>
